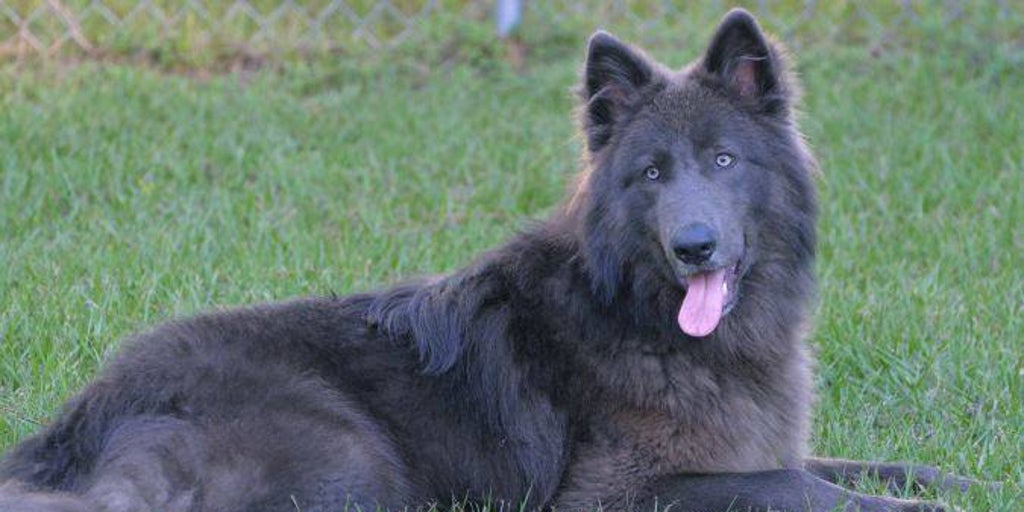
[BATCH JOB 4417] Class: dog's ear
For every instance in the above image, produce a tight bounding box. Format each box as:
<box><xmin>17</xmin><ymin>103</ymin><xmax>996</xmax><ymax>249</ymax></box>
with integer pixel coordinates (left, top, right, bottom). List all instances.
<box><xmin>703</xmin><ymin>9</ymin><xmax>789</xmax><ymax>115</ymax></box>
<box><xmin>580</xmin><ymin>31</ymin><xmax>654</xmax><ymax>152</ymax></box>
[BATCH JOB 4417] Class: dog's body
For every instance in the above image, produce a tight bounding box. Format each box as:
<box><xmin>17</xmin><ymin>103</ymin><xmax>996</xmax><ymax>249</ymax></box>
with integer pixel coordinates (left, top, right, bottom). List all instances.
<box><xmin>0</xmin><ymin>10</ymin><xmax>972</xmax><ymax>512</ymax></box>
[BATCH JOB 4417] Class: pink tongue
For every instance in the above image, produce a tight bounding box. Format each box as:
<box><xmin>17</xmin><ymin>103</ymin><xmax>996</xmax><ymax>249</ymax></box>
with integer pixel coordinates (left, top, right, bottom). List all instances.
<box><xmin>677</xmin><ymin>268</ymin><xmax>727</xmax><ymax>337</ymax></box>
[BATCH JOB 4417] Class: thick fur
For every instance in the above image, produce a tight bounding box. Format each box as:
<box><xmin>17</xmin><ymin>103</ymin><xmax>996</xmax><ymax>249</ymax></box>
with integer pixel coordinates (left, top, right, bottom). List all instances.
<box><xmin>0</xmin><ymin>10</ymin><xmax>967</xmax><ymax>512</ymax></box>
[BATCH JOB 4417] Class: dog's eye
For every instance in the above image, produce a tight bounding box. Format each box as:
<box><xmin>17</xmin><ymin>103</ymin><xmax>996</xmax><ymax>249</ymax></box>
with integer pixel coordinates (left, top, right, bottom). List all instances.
<box><xmin>644</xmin><ymin>166</ymin><xmax>661</xmax><ymax>181</ymax></box>
<box><xmin>714</xmin><ymin>152</ymin><xmax>735</xmax><ymax>169</ymax></box>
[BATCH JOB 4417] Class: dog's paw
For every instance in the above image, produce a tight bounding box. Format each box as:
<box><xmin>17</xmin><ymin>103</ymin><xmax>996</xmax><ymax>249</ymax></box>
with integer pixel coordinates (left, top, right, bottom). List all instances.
<box><xmin>896</xmin><ymin>464</ymin><xmax>993</xmax><ymax>495</ymax></box>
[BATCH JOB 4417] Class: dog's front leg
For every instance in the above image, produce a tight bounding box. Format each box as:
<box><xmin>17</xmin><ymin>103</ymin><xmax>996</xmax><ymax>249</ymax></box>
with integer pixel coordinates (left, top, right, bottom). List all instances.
<box><xmin>643</xmin><ymin>469</ymin><xmax>948</xmax><ymax>512</ymax></box>
<box><xmin>804</xmin><ymin>457</ymin><xmax>986</xmax><ymax>495</ymax></box>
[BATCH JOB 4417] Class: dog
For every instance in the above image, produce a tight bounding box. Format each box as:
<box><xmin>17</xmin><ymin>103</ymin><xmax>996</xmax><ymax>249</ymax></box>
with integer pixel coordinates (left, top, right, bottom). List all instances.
<box><xmin>0</xmin><ymin>9</ymin><xmax>977</xmax><ymax>512</ymax></box>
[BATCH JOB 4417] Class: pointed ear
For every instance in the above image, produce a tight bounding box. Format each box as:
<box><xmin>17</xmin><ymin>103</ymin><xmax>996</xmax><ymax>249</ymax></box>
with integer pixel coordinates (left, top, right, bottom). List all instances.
<box><xmin>703</xmin><ymin>9</ymin><xmax>789</xmax><ymax>114</ymax></box>
<box><xmin>580</xmin><ymin>31</ymin><xmax>654</xmax><ymax>152</ymax></box>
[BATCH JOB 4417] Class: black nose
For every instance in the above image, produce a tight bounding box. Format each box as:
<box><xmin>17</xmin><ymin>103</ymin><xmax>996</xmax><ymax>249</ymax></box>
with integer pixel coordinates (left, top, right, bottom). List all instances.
<box><xmin>672</xmin><ymin>223</ymin><xmax>717</xmax><ymax>265</ymax></box>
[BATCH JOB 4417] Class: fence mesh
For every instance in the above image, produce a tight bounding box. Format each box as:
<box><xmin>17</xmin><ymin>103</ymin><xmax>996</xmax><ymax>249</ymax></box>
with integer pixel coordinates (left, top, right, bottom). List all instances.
<box><xmin>0</xmin><ymin>1</ymin><xmax>1020</xmax><ymax>60</ymax></box>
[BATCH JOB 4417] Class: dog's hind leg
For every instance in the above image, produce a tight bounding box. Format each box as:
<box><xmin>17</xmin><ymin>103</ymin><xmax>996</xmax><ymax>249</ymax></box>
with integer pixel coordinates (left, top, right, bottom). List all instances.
<box><xmin>0</xmin><ymin>416</ymin><xmax>206</xmax><ymax>512</ymax></box>
<box><xmin>78</xmin><ymin>416</ymin><xmax>210</xmax><ymax>512</ymax></box>
<box><xmin>77</xmin><ymin>414</ymin><xmax>411</xmax><ymax>512</ymax></box>
<box><xmin>81</xmin><ymin>401</ymin><xmax>414</xmax><ymax>512</ymax></box>
<box><xmin>645</xmin><ymin>469</ymin><xmax>949</xmax><ymax>512</ymax></box>
<box><xmin>804</xmin><ymin>457</ymin><xmax>986</xmax><ymax>494</ymax></box>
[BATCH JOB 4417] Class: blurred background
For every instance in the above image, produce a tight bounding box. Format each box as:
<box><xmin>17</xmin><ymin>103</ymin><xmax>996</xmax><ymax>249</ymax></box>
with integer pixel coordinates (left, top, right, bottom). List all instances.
<box><xmin>0</xmin><ymin>1</ymin><xmax>1021</xmax><ymax>64</ymax></box>
<box><xmin>1</xmin><ymin>2</ymin><xmax>1022</xmax><ymax>510</ymax></box>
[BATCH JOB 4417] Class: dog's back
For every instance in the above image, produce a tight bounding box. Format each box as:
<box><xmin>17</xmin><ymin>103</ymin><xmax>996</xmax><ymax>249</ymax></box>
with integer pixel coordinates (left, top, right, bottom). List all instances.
<box><xmin>1</xmin><ymin>264</ymin><xmax>574</xmax><ymax>511</ymax></box>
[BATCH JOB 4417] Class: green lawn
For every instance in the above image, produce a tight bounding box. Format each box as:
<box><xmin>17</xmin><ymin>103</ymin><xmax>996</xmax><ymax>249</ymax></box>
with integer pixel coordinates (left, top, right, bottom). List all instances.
<box><xmin>1</xmin><ymin>7</ymin><xmax>1022</xmax><ymax>511</ymax></box>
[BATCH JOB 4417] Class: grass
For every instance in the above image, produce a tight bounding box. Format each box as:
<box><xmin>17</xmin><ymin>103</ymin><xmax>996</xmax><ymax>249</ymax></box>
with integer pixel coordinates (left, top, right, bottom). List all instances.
<box><xmin>1</xmin><ymin>6</ymin><xmax>1022</xmax><ymax>511</ymax></box>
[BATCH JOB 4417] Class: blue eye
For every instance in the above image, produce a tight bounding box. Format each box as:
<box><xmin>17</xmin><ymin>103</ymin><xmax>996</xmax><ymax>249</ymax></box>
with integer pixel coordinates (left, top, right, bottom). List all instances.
<box><xmin>715</xmin><ymin>152</ymin><xmax>736</xmax><ymax>168</ymax></box>
<box><xmin>644</xmin><ymin>166</ymin><xmax>661</xmax><ymax>180</ymax></box>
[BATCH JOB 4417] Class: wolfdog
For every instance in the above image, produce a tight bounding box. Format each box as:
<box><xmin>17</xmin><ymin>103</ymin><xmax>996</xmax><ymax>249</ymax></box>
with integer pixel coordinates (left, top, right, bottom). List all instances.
<box><xmin>0</xmin><ymin>9</ymin><xmax>977</xmax><ymax>512</ymax></box>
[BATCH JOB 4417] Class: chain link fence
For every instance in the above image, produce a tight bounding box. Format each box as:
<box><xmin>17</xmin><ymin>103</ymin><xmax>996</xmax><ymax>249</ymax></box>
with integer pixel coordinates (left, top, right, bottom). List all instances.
<box><xmin>0</xmin><ymin>1</ymin><xmax>1020</xmax><ymax>60</ymax></box>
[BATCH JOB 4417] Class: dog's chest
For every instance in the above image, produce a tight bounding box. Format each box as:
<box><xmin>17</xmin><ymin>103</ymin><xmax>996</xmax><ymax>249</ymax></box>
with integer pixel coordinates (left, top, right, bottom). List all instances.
<box><xmin>556</xmin><ymin>346</ymin><xmax>812</xmax><ymax>507</ymax></box>
<box><xmin>583</xmin><ymin>342</ymin><xmax>811</xmax><ymax>465</ymax></box>
<box><xmin>606</xmin><ymin>387</ymin><xmax>801</xmax><ymax>474</ymax></box>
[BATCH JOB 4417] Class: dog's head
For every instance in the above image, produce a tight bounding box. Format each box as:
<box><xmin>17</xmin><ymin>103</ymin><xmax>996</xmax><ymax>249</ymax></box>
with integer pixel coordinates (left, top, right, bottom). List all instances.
<box><xmin>570</xmin><ymin>9</ymin><xmax>817</xmax><ymax>338</ymax></box>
